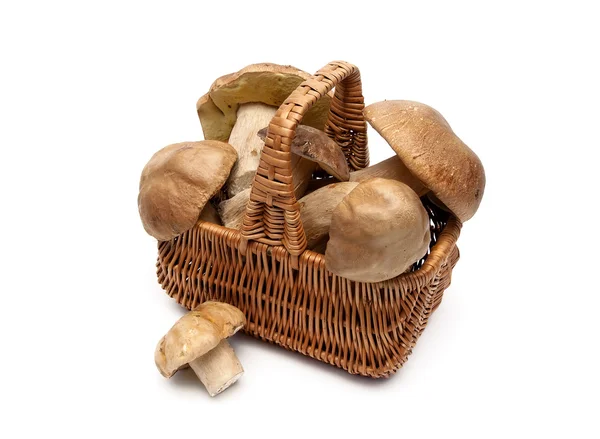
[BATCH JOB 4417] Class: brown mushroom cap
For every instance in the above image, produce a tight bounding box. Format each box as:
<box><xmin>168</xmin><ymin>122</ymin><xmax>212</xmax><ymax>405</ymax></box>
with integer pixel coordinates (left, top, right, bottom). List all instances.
<box><xmin>325</xmin><ymin>178</ymin><xmax>431</xmax><ymax>283</ymax></box>
<box><xmin>257</xmin><ymin>125</ymin><xmax>350</xmax><ymax>181</ymax></box>
<box><xmin>154</xmin><ymin>301</ymin><xmax>246</xmax><ymax>378</ymax></box>
<box><xmin>138</xmin><ymin>141</ymin><xmax>236</xmax><ymax>241</ymax></box>
<box><xmin>364</xmin><ymin>100</ymin><xmax>485</xmax><ymax>222</ymax></box>
<box><xmin>197</xmin><ymin>63</ymin><xmax>333</xmax><ymax>142</ymax></box>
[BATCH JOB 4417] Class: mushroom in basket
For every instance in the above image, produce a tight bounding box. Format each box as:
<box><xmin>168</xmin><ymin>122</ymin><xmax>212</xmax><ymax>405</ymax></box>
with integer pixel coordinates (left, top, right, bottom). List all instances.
<box><xmin>324</xmin><ymin>178</ymin><xmax>431</xmax><ymax>283</ymax></box>
<box><xmin>138</xmin><ymin>141</ymin><xmax>236</xmax><ymax>241</ymax></box>
<box><xmin>363</xmin><ymin>100</ymin><xmax>486</xmax><ymax>223</ymax></box>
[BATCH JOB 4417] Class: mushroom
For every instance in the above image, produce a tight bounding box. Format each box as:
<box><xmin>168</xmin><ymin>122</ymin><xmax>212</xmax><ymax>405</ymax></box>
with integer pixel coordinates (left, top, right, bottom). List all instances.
<box><xmin>138</xmin><ymin>141</ymin><xmax>236</xmax><ymax>241</ymax></box>
<box><xmin>222</xmin><ymin>103</ymin><xmax>277</xmax><ymax>197</ymax></box>
<box><xmin>256</xmin><ymin>125</ymin><xmax>427</xmax><ymax>195</ymax></box>
<box><xmin>155</xmin><ymin>301</ymin><xmax>246</xmax><ymax>397</ymax></box>
<box><xmin>298</xmin><ymin>182</ymin><xmax>359</xmax><ymax>250</ymax></box>
<box><xmin>325</xmin><ymin>178</ymin><xmax>431</xmax><ymax>283</ymax></box>
<box><xmin>217</xmin><ymin>188</ymin><xmax>251</xmax><ymax>231</ymax></box>
<box><xmin>257</xmin><ymin>125</ymin><xmax>350</xmax><ymax>181</ymax></box>
<box><xmin>218</xmin><ymin>128</ymin><xmax>351</xmax><ymax>230</ymax></box>
<box><xmin>197</xmin><ymin>63</ymin><xmax>333</xmax><ymax>197</ymax></box>
<box><xmin>364</xmin><ymin>100</ymin><xmax>486</xmax><ymax>222</ymax></box>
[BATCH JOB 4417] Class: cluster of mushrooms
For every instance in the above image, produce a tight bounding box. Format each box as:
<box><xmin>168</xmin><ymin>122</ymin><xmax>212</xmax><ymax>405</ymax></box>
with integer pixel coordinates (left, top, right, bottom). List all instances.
<box><xmin>140</xmin><ymin>63</ymin><xmax>486</xmax><ymax>396</ymax></box>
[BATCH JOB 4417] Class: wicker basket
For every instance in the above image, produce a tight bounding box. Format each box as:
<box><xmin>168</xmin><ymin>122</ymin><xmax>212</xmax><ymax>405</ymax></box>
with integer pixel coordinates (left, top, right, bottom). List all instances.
<box><xmin>156</xmin><ymin>61</ymin><xmax>462</xmax><ymax>378</ymax></box>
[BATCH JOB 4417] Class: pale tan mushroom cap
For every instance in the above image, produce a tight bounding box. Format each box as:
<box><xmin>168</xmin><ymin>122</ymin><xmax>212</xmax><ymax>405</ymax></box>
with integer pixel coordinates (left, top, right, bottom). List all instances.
<box><xmin>364</xmin><ymin>100</ymin><xmax>485</xmax><ymax>222</ymax></box>
<box><xmin>138</xmin><ymin>141</ymin><xmax>237</xmax><ymax>241</ymax></box>
<box><xmin>155</xmin><ymin>302</ymin><xmax>246</xmax><ymax>378</ymax></box>
<box><xmin>257</xmin><ymin>125</ymin><xmax>349</xmax><ymax>181</ymax></box>
<box><xmin>325</xmin><ymin>178</ymin><xmax>431</xmax><ymax>283</ymax></box>
<box><xmin>197</xmin><ymin>63</ymin><xmax>332</xmax><ymax>142</ymax></box>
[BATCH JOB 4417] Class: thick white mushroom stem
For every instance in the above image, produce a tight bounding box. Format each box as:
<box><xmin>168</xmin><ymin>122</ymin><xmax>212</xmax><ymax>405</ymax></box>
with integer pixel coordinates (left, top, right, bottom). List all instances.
<box><xmin>226</xmin><ymin>103</ymin><xmax>277</xmax><ymax>197</ymax></box>
<box><xmin>218</xmin><ymin>189</ymin><xmax>250</xmax><ymax>230</ymax></box>
<box><xmin>188</xmin><ymin>339</ymin><xmax>244</xmax><ymax>397</ymax></box>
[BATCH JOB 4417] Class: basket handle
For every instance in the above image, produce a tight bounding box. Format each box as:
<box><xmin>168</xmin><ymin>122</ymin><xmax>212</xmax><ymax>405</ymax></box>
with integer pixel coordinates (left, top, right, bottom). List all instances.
<box><xmin>239</xmin><ymin>61</ymin><xmax>368</xmax><ymax>267</ymax></box>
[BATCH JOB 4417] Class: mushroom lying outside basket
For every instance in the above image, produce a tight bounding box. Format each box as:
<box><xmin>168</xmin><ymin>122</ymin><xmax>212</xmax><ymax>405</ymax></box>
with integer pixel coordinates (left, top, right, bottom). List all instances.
<box><xmin>156</xmin><ymin>61</ymin><xmax>462</xmax><ymax>378</ymax></box>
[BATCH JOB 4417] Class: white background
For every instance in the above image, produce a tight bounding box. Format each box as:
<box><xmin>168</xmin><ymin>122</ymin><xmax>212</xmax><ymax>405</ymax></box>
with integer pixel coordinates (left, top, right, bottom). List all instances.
<box><xmin>1</xmin><ymin>1</ymin><xmax>598</xmax><ymax>438</ymax></box>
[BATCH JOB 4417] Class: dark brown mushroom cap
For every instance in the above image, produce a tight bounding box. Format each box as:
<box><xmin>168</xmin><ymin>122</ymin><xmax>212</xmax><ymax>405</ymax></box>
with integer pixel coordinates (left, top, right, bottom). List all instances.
<box><xmin>364</xmin><ymin>100</ymin><xmax>485</xmax><ymax>222</ymax></box>
<box><xmin>197</xmin><ymin>63</ymin><xmax>332</xmax><ymax>142</ymax></box>
<box><xmin>257</xmin><ymin>125</ymin><xmax>349</xmax><ymax>181</ymax></box>
<box><xmin>138</xmin><ymin>141</ymin><xmax>237</xmax><ymax>241</ymax></box>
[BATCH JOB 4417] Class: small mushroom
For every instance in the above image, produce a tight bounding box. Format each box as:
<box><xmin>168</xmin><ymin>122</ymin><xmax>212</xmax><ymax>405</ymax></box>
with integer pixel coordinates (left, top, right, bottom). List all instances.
<box><xmin>298</xmin><ymin>182</ymin><xmax>359</xmax><ymax>250</ymax></box>
<box><xmin>364</xmin><ymin>100</ymin><xmax>486</xmax><ymax>222</ymax></box>
<box><xmin>197</xmin><ymin>63</ymin><xmax>333</xmax><ymax>197</ymax></box>
<box><xmin>155</xmin><ymin>301</ymin><xmax>246</xmax><ymax>397</ymax></box>
<box><xmin>138</xmin><ymin>141</ymin><xmax>236</xmax><ymax>241</ymax></box>
<box><xmin>325</xmin><ymin>178</ymin><xmax>431</xmax><ymax>283</ymax></box>
<box><xmin>257</xmin><ymin>125</ymin><xmax>350</xmax><ymax>181</ymax></box>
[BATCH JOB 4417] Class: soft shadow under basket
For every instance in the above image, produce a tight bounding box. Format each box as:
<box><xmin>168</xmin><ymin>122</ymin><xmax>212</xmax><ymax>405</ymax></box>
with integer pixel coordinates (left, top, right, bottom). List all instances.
<box><xmin>156</xmin><ymin>61</ymin><xmax>462</xmax><ymax>378</ymax></box>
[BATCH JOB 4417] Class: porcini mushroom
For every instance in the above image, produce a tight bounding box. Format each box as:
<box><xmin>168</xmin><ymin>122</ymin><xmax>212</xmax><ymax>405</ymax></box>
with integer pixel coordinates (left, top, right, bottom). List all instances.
<box><xmin>155</xmin><ymin>301</ymin><xmax>246</xmax><ymax>397</ymax></box>
<box><xmin>257</xmin><ymin>125</ymin><xmax>350</xmax><ymax>181</ymax></box>
<box><xmin>364</xmin><ymin>100</ymin><xmax>486</xmax><ymax>222</ymax></box>
<box><xmin>217</xmin><ymin>188</ymin><xmax>251</xmax><ymax>231</ymax></box>
<box><xmin>325</xmin><ymin>178</ymin><xmax>431</xmax><ymax>283</ymax></box>
<box><xmin>138</xmin><ymin>141</ymin><xmax>237</xmax><ymax>241</ymax></box>
<box><xmin>222</xmin><ymin>103</ymin><xmax>277</xmax><ymax>197</ymax></box>
<box><xmin>218</xmin><ymin>127</ymin><xmax>351</xmax><ymax>231</ymax></box>
<box><xmin>197</xmin><ymin>63</ymin><xmax>333</xmax><ymax>197</ymax></box>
